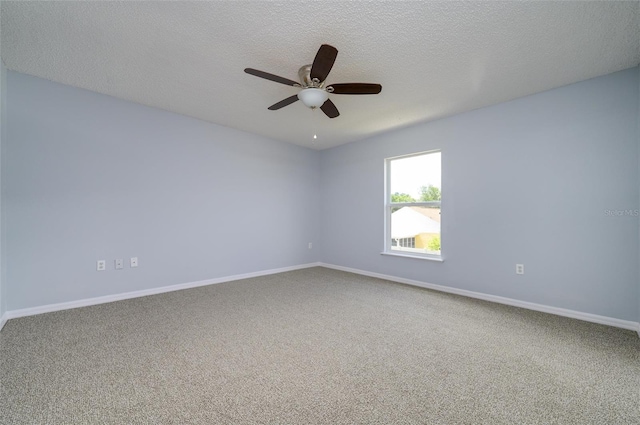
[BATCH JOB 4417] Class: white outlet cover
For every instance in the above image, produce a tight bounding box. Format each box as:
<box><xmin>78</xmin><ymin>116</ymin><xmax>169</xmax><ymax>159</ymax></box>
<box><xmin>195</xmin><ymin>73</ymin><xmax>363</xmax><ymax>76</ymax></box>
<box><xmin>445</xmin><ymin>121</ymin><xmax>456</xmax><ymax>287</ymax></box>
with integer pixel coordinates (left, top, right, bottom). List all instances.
<box><xmin>130</xmin><ymin>257</ymin><xmax>138</xmax><ymax>268</ymax></box>
<box><xmin>115</xmin><ymin>259</ymin><xmax>124</xmax><ymax>270</ymax></box>
<box><xmin>97</xmin><ymin>260</ymin><xmax>106</xmax><ymax>271</ymax></box>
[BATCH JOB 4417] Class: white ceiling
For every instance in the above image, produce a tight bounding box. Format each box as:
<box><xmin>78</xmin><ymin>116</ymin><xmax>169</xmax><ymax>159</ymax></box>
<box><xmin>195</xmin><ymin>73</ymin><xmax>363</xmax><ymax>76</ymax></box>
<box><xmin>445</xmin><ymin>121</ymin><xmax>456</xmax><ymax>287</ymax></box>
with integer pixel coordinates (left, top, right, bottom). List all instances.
<box><xmin>1</xmin><ymin>1</ymin><xmax>639</xmax><ymax>150</ymax></box>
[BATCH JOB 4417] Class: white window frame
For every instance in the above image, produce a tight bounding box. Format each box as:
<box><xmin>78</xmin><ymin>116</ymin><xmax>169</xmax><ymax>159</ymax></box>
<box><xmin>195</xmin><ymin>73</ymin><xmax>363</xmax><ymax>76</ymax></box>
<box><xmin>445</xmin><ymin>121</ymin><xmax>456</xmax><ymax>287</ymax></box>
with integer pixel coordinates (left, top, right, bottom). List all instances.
<box><xmin>383</xmin><ymin>150</ymin><xmax>443</xmax><ymax>261</ymax></box>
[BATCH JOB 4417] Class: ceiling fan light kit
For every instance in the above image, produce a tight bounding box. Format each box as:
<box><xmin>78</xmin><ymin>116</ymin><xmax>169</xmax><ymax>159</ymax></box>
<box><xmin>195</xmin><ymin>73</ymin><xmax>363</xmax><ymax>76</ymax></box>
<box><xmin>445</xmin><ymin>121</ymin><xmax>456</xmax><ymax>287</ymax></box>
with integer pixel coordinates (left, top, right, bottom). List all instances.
<box><xmin>244</xmin><ymin>44</ymin><xmax>382</xmax><ymax>119</ymax></box>
<box><xmin>298</xmin><ymin>88</ymin><xmax>329</xmax><ymax>108</ymax></box>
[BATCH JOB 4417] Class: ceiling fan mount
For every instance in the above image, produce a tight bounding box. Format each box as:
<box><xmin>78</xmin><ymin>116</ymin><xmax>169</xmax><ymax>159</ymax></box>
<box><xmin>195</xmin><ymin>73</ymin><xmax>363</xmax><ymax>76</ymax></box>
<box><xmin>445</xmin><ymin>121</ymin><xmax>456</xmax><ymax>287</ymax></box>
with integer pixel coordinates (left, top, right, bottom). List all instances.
<box><xmin>244</xmin><ymin>44</ymin><xmax>382</xmax><ymax>119</ymax></box>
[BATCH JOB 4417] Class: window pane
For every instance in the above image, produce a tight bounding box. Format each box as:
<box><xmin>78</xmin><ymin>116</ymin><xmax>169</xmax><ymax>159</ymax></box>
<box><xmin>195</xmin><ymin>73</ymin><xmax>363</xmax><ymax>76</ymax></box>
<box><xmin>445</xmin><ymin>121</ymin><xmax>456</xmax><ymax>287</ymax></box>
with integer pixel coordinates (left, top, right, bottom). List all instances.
<box><xmin>390</xmin><ymin>206</ymin><xmax>440</xmax><ymax>255</ymax></box>
<box><xmin>387</xmin><ymin>151</ymin><xmax>441</xmax><ymax>256</ymax></box>
<box><xmin>389</xmin><ymin>152</ymin><xmax>441</xmax><ymax>202</ymax></box>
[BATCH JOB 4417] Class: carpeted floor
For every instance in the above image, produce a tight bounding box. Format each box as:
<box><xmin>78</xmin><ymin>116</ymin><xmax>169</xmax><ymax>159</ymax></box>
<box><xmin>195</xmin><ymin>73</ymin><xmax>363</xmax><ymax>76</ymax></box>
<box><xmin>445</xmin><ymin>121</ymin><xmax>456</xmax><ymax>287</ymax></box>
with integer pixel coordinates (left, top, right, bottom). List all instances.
<box><xmin>1</xmin><ymin>267</ymin><xmax>639</xmax><ymax>424</ymax></box>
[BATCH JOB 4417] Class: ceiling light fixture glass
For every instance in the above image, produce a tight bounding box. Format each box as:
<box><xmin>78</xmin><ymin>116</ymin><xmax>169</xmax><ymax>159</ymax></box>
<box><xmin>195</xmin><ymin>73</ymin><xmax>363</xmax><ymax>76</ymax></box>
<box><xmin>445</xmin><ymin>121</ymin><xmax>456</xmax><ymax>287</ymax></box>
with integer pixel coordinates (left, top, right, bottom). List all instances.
<box><xmin>298</xmin><ymin>88</ymin><xmax>329</xmax><ymax>108</ymax></box>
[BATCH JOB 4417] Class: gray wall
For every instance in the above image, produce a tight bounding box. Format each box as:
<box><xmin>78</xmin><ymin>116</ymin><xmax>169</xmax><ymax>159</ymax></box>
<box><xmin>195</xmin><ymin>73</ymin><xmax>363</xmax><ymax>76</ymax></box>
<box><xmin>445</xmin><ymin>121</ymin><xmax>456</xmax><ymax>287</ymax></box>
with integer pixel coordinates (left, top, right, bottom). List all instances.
<box><xmin>4</xmin><ymin>67</ymin><xmax>640</xmax><ymax>323</ymax></box>
<box><xmin>320</xmin><ymin>67</ymin><xmax>639</xmax><ymax>322</ymax></box>
<box><xmin>0</xmin><ymin>62</ymin><xmax>5</xmax><ymax>318</ymax></box>
<box><xmin>5</xmin><ymin>71</ymin><xmax>320</xmax><ymax>310</ymax></box>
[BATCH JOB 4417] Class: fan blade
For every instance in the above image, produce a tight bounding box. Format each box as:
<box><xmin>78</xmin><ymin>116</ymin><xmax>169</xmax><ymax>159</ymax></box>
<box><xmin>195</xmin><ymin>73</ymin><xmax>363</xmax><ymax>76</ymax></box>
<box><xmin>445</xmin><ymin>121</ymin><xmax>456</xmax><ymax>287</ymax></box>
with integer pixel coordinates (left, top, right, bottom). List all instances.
<box><xmin>327</xmin><ymin>83</ymin><xmax>382</xmax><ymax>95</ymax></box>
<box><xmin>244</xmin><ymin>68</ymin><xmax>299</xmax><ymax>86</ymax></box>
<box><xmin>268</xmin><ymin>95</ymin><xmax>299</xmax><ymax>110</ymax></box>
<box><xmin>320</xmin><ymin>99</ymin><xmax>340</xmax><ymax>118</ymax></box>
<box><xmin>310</xmin><ymin>44</ymin><xmax>338</xmax><ymax>83</ymax></box>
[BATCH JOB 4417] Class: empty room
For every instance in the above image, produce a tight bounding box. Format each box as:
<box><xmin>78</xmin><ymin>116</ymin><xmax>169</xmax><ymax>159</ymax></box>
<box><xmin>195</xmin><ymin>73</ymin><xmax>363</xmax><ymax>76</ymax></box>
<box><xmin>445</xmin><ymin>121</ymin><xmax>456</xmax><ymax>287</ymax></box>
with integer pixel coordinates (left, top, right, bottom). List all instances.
<box><xmin>0</xmin><ymin>1</ymin><xmax>639</xmax><ymax>424</ymax></box>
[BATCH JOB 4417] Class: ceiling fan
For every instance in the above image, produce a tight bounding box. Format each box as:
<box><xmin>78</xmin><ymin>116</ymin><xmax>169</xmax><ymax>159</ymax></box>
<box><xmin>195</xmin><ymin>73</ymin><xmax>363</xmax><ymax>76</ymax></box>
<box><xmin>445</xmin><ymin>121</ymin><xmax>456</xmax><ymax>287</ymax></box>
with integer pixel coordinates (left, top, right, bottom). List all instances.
<box><xmin>244</xmin><ymin>44</ymin><xmax>382</xmax><ymax>119</ymax></box>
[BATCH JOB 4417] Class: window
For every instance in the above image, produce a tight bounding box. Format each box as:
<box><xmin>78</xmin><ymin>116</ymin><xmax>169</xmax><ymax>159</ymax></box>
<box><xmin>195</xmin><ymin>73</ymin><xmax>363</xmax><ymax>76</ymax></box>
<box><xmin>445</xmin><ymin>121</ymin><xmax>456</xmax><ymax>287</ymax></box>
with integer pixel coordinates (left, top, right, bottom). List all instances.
<box><xmin>385</xmin><ymin>151</ymin><xmax>441</xmax><ymax>258</ymax></box>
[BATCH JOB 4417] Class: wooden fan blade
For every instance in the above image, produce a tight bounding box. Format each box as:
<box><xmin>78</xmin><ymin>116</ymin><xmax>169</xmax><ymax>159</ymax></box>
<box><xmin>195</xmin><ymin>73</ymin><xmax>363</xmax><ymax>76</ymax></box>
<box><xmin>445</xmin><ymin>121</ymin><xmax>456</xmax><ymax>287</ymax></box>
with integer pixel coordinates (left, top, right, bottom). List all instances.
<box><xmin>327</xmin><ymin>83</ymin><xmax>382</xmax><ymax>95</ymax></box>
<box><xmin>268</xmin><ymin>95</ymin><xmax>299</xmax><ymax>110</ymax></box>
<box><xmin>310</xmin><ymin>44</ymin><xmax>338</xmax><ymax>83</ymax></box>
<box><xmin>244</xmin><ymin>68</ymin><xmax>299</xmax><ymax>86</ymax></box>
<box><xmin>320</xmin><ymin>99</ymin><xmax>340</xmax><ymax>118</ymax></box>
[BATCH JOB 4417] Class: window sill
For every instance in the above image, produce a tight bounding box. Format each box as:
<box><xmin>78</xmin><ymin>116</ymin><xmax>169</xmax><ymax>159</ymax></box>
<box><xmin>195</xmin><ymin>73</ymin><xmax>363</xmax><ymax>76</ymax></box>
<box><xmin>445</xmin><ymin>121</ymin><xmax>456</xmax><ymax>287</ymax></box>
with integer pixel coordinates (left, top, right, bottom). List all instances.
<box><xmin>380</xmin><ymin>252</ymin><xmax>444</xmax><ymax>262</ymax></box>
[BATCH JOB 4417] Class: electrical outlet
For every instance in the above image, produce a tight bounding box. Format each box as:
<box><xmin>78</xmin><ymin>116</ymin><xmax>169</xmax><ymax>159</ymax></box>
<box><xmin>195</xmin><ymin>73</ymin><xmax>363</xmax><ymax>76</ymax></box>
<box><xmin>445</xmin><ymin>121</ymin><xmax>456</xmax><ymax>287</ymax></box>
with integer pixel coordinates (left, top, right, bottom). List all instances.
<box><xmin>115</xmin><ymin>259</ymin><xmax>124</xmax><ymax>270</ymax></box>
<box><xmin>130</xmin><ymin>257</ymin><xmax>138</xmax><ymax>268</ymax></box>
<box><xmin>97</xmin><ymin>260</ymin><xmax>106</xmax><ymax>271</ymax></box>
<box><xmin>308</xmin><ymin>242</ymin><xmax>312</xmax><ymax>249</ymax></box>
<box><xmin>516</xmin><ymin>264</ymin><xmax>524</xmax><ymax>275</ymax></box>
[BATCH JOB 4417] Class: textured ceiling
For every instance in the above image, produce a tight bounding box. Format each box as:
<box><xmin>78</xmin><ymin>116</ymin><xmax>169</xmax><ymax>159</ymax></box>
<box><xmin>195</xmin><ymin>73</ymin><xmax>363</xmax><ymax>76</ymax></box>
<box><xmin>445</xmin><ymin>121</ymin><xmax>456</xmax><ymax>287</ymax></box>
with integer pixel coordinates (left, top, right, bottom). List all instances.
<box><xmin>1</xmin><ymin>1</ymin><xmax>639</xmax><ymax>150</ymax></box>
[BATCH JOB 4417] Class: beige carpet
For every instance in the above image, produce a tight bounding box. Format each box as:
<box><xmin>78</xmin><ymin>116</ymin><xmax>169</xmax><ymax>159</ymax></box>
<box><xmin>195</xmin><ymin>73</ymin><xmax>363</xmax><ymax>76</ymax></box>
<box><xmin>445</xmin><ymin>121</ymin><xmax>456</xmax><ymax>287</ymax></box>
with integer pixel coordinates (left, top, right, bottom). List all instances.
<box><xmin>1</xmin><ymin>267</ymin><xmax>639</xmax><ymax>424</ymax></box>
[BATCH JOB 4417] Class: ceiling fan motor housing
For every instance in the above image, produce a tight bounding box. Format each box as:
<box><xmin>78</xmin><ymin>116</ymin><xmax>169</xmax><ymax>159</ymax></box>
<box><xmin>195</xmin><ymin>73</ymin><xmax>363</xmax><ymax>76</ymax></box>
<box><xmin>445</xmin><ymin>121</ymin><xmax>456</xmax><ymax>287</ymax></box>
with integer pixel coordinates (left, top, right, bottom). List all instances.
<box><xmin>298</xmin><ymin>65</ymin><xmax>321</xmax><ymax>87</ymax></box>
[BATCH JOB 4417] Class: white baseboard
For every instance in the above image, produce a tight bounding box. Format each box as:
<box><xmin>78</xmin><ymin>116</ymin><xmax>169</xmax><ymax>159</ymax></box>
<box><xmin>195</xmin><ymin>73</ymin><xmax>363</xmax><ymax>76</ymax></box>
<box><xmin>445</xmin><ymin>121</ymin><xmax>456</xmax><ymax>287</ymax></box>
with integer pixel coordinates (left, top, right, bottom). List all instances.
<box><xmin>2</xmin><ymin>262</ymin><xmax>638</xmax><ymax>338</ymax></box>
<box><xmin>319</xmin><ymin>262</ymin><xmax>640</xmax><ymax>333</ymax></box>
<box><xmin>0</xmin><ymin>313</ymin><xmax>7</xmax><ymax>332</ymax></box>
<box><xmin>2</xmin><ymin>262</ymin><xmax>322</xmax><ymax>324</ymax></box>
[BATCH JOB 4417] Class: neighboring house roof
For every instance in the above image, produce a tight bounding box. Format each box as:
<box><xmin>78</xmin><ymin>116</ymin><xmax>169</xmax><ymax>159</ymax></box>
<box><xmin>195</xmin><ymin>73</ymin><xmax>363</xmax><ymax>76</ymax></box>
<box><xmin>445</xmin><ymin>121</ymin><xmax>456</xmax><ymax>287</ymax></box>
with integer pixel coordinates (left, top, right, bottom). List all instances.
<box><xmin>408</xmin><ymin>206</ymin><xmax>441</xmax><ymax>223</ymax></box>
<box><xmin>391</xmin><ymin>207</ymin><xmax>440</xmax><ymax>239</ymax></box>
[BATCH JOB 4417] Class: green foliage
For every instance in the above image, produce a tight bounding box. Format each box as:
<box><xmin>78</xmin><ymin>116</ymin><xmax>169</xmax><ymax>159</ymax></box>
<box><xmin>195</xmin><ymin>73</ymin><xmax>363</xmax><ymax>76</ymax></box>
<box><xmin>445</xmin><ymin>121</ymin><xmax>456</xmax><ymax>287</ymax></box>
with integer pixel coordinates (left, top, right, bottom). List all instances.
<box><xmin>391</xmin><ymin>192</ymin><xmax>416</xmax><ymax>203</ymax></box>
<box><xmin>419</xmin><ymin>185</ymin><xmax>441</xmax><ymax>201</ymax></box>
<box><xmin>427</xmin><ymin>235</ymin><xmax>441</xmax><ymax>251</ymax></box>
